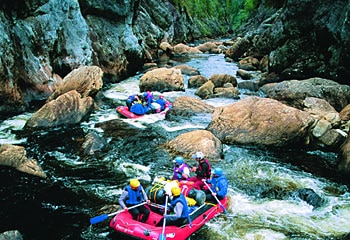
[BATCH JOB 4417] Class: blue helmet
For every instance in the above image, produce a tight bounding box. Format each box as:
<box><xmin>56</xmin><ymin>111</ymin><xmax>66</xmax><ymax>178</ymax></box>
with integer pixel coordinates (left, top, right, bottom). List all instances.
<box><xmin>174</xmin><ymin>156</ymin><xmax>184</xmax><ymax>164</ymax></box>
<box><xmin>213</xmin><ymin>167</ymin><xmax>223</xmax><ymax>177</ymax></box>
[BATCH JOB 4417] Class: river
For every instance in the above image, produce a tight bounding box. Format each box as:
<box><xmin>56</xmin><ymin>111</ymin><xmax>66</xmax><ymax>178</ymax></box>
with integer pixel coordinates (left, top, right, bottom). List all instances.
<box><xmin>0</xmin><ymin>51</ymin><xmax>349</xmax><ymax>240</ymax></box>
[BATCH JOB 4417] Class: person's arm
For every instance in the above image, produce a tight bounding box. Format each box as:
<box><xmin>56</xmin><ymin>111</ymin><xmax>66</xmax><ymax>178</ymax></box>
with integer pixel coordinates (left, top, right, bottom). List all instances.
<box><xmin>165</xmin><ymin>202</ymin><xmax>183</xmax><ymax>220</ymax></box>
<box><xmin>118</xmin><ymin>190</ymin><xmax>129</xmax><ymax>209</ymax></box>
<box><xmin>141</xmin><ymin>186</ymin><xmax>150</xmax><ymax>203</ymax></box>
<box><xmin>182</xmin><ymin>166</ymin><xmax>190</xmax><ymax>178</ymax></box>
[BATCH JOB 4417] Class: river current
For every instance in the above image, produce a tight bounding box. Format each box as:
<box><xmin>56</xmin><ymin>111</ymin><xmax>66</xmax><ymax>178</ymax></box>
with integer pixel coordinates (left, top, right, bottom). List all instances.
<box><xmin>1</xmin><ymin>52</ymin><xmax>349</xmax><ymax>240</ymax></box>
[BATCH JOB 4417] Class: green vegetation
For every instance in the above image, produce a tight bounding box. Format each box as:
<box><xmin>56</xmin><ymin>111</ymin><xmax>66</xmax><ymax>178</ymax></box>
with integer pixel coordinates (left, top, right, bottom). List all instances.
<box><xmin>169</xmin><ymin>0</ymin><xmax>259</xmax><ymax>30</ymax></box>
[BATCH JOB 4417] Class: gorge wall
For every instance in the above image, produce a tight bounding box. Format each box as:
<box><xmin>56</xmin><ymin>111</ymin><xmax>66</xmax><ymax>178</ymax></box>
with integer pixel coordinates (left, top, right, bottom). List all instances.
<box><xmin>1</xmin><ymin>0</ymin><xmax>350</xmax><ymax>119</ymax></box>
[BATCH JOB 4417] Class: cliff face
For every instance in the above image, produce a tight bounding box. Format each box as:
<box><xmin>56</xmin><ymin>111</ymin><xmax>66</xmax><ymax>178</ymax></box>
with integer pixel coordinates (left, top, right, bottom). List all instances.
<box><xmin>237</xmin><ymin>0</ymin><xmax>350</xmax><ymax>83</ymax></box>
<box><xmin>1</xmin><ymin>0</ymin><xmax>350</xmax><ymax>119</ymax></box>
<box><xmin>0</xmin><ymin>0</ymin><xmax>208</xmax><ymax>118</ymax></box>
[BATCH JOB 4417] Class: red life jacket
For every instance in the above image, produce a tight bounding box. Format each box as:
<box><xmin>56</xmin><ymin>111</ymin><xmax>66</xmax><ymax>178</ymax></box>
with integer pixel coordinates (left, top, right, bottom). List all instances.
<box><xmin>197</xmin><ymin>159</ymin><xmax>211</xmax><ymax>178</ymax></box>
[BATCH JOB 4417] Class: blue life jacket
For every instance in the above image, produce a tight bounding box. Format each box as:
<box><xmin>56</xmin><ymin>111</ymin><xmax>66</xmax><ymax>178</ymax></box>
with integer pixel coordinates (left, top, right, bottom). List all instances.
<box><xmin>170</xmin><ymin>194</ymin><xmax>189</xmax><ymax>218</ymax></box>
<box><xmin>144</xmin><ymin>92</ymin><xmax>154</xmax><ymax>107</ymax></box>
<box><xmin>155</xmin><ymin>98</ymin><xmax>167</xmax><ymax>111</ymax></box>
<box><xmin>130</xmin><ymin>103</ymin><xmax>148</xmax><ymax>115</ymax></box>
<box><xmin>210</xmin><ymin>175</ymin><xmax>228</xmax><ymax>198</ymax></box>
<box><xmin>125</xmin><ymin>185</ymin><xmax>144</xmax><ymax>205</ymax></box>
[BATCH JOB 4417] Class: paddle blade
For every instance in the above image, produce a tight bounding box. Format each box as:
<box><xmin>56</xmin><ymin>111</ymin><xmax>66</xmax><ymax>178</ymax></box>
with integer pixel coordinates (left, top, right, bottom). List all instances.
<box><xmin>90</xmin><ymin>214</ymin><xmax>109</xmax><ymax>224</ymax></box>
<box><xmin>158</xmin><ymin>233</ymin><xmax>166</xmax><ymax>240</ymax></box>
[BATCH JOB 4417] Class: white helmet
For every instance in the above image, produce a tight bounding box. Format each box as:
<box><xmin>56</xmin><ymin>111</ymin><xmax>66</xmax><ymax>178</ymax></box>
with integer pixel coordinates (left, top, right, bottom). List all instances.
<box><xmin>192</xmin><ymin>151</ymin><xmax>204</xmax><ymax>160</ymax></box>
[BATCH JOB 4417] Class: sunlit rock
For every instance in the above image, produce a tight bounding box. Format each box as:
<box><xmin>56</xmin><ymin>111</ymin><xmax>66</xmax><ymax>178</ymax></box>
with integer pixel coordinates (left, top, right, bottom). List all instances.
<box><xmin>173</xmin><ymin>64</ymin><xmax>200</xmax><ymax>76</ymax></box>
<box><xmin>338</xmin><ymin>134</ymin><xmax>350</xmax><ymax>174</ymax></box>
<box><xmin>212</xmin><ymin>86</ymin><xmax>240</xmax><ymax>99</ymax></box>
<box><xmin>173</xmin><ymin>43</ymin><xmax>202</xmax><ymax>54</ymax></box>
<box><xmin>209</xmin><ymin>73</ymin><xmax>238</xmax><ymax>88</ymax></box>
<box><xmin>195</xmin><ymin>81</ymin><xmax>214</xmax><ymax>99</ymax></box>
<box><xmin>164</xmin><ymin>129</ymin><xmax>222</xmax><ymax>161</ymax></box>
<box><xmin>207</xmin><ymin>96</ymin><xmax>315</xmax><ymax>147</ymax></box>
<box><xmin>139</xmin><ymin>67</ymin><xmax>185</xmax><ymax>92</ymax></box>
<box><xmin>195</xmin><ymin>41</ymin><xmax>221</xmax><ymax>53</ymax></box>
<box><xmin>339</xmin><ymin>104</ymin><xmax>350</xmax><ymax>121</ymax></box>
<box><xmin>0</xmin><ymin>144</ymin><xmax>46</xmax><ymax>178</ymax></box>
<box><xmin>47</xmin><ymin>66</ymin><xmax>103</xmax><ymax>102</ymax></box>
<box><xmin>25</xmin><ymin>90</ymin><xmax>94</xmax><ymax>128</ymax></box>
<box><xmin>303</xmin><ymin>97</ymin><xmax>341</xmax><ymax>127</ymax></box>
<box><xmin>188</xmin><ymin>75</ymin><xmax>208</xmax><ymax>88</ymax></box>
<box><xmin>167</xmin><ymin>96</ymin><xmax>214</xmax><ymax>117</ymax></box>
<box><xmin>260</xmin><ymin>78</ymin><xmax>350</xmax><ymax>112</ymax></box>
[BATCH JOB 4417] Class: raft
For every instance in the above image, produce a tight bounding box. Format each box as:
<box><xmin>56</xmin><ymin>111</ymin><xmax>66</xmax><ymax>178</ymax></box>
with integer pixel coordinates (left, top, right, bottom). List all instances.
<box><xmin>116</xmin><ymin>101</ymin><xmax>172</xmax><ymax>119</ymax></box>
<box><xmin>109</xmin><ymin>196</ymin><xmax>228</xmax><ymax>240</ymax></box>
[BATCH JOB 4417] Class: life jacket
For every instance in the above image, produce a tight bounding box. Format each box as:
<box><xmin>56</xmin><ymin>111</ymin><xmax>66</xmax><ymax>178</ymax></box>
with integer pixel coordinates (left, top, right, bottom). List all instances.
<box><xmin>211</xmin><ymin>175</ymin><xmax>228</xmax><ymax>198</ymax></box>
<box><xmin>173</xmin><ymin>163</ymin><xmax>189</xmax><ymax>181</ymax></box>
<box><xmin>143</xmin><ymin>92</ymin><xmax>154</xmax><ymax>107</ymax></box>
<box><xmin>125</xmin><ymin>185</ymin><xmax>144</xmax><ymax>205</ymax></box>
<box><xmin>155</xmin><ymin>98</ymin><xmax>166</xmax><ymax>111</ymax></box>
<box><xmin>127</xmin><ymin>94</ymin><xmax>138</xmax><ymax>101</ymax></box>
<box><xmin>170</xmin><ymin>194</ymin><xmax>189</xmax><ymax>218</ymax></box>
<box><xmin>198</xmin><ymin>159</ymin><xmax>211</xmax><ymax>178</ymax></box>
<box><xmin>130</xmin><ymin>103</ymin><xmax>148</xmax><ymax>115</ymax></box>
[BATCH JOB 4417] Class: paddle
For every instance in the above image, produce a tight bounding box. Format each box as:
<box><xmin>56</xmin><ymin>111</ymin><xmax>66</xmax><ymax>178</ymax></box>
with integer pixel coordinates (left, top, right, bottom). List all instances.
<box><xmin>158</xmin><ymin>195</ymin><xmax>169</xmax><ymax>240</ymax></box>
<box><xmin>90</xmin><ymin>202</ymin><xmax>147</xmax><ymax>224</ymax></box>
<box><xmin>203</xmin><ymin>181</ymin><xmax>229</xmax><ymax>215</ymax></box>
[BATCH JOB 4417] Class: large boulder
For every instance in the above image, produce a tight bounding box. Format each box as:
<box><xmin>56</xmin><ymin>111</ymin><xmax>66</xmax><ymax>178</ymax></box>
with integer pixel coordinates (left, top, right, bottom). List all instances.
<box><xmin>47</xmin><ymin>66</ymin><xmax>103</xmax><ymax>102</ymax></box>
<box><xmin>139</xmin><ymin>67</ymin><xmax>185</xmax><ymax>92</ymax></box>
<box><xmin>25</xmin><ymin>90</ymin><xmax>94</xmax><ymax>128</ymax></box>
<box><xmin>207</xmin><ymin>96</ymin><xmax>315</xmax><ymax>147</ymax></box>
<box><xmin>188</xmin><ymin>75</ymin><xmax>208</xmax><ymax>88</ymax></box>
<box><xmin>0</xmin><ymin>144</ymin><xmax>46</xmax><ymax>178</ymax></box>
<box><xmin>163</xmin><ymin>129</ymin><xmax>223</xmax><ymax>161</ymax></box>
<box><xmin>209</xmin><ymin>74</ymin><xmax>237</xmax><ymax>88</ymax></box>
<box><xmin>260</xmin><ymin>78</ymin><xmax>350</xmax><ymax>112</ymax></box>
<box><xmin>168</xmin><ymin>96</ymin><xmax>215</xmax><ymax>117</ymax></box>
<box><xmin>338</xmin><ymin>134</ymin><xmax>350</xmax><ymax>174</ymax></box>
<box><xmin>195</xmin><ymin>81</ymin><xmax>215</xmax><ymax>99</ymax></box>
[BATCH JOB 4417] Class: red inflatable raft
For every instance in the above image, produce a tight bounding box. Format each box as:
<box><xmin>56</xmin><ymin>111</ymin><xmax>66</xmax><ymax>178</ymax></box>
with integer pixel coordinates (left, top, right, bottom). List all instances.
<box><xmin>109</xmin><ymin>197</ymin><xmax>228</xmax><ymax>240</ymax></box>
<box><xmin>116</xmin><ymin>102</ymin><xmax>172</xmax><ymax>119</ymax></box>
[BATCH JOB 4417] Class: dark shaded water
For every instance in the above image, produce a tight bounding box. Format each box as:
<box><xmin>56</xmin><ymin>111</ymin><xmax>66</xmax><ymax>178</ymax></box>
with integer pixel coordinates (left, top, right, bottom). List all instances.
<box><xmin>1</xmin><ymin>53</ymin><xmax>350</xmax><ymax>240</ymax></box>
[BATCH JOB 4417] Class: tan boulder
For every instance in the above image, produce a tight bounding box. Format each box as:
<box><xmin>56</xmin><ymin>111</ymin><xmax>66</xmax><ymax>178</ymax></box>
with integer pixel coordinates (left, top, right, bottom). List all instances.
<box><xmin>168</xmin><ymin>96</ymin><xmax>214</xmax><ymax>117</ymax></box>
<box><xmin>303</xmin><ymin>97</ymin><xmax>340</xmax><ymax>127</ymax></box>
<box><xmin>188</xmin><ymin>75</ymin><xmax>208</xmax><ymax>88</ymax></box>
<box><xmin>159</xmin><ymin>41</ymin><xmax>173</xmax><ymax>52</ymax></box>
<box><xmin>25</xmin><ymin>90</ymin><xmax>94</xmax><ymax>128</ymax></box>
<box><xmin>173</xmin><ymin>43</ymin><xmax>202</xmax><ymax>54</ymax></box>
<box><xmin>195</xmin><ymin>42</ymin><xmax>221</xmax><ymax>53</ymax></box>
<box><xmin>164</xmin><ymin>129</ymin><xmax>222</xmax><ymax>161</ymax></box>
<box><xmin>209</xmin><ymin>74</ymin><xmax>237</xmax><ymax>88</ymax></box>
<box><xmin>139</xmin><ymin>67</ymin><xmax>185</xmax><ymax>92</ymax></box>
<box><xmin>207</xmin><ymin>96</ymin><xmax>315</xmax><ymax>147</ymax></box>
<box><xmin>236</xmin><ymin>69</ymin><xmax>253</xmax><ymax>80</ymax></box>
<box><xmin>47</xmin><ymin>66</ymin><xmax>103</xmax><ymax>102</ymax></box>
<box><xmin>339</xmin><ymin>104</ymin><xmax>350</xmax><ymax>121</ymax></box>
<box><xmin>195</xmin><ymin>81</ymin><xmax>215</xmax><ymax>99</ymax></box>
<box><xmin>338</xmin><ymin>134</ymin><xmax>350</xmax><ymax>174</ymax></box>
<box><xmin>212</xmin><ymin>86</ymin><xmax>240</xmax><ymax>99</ymax></box>
<box><xmin>0</xmin><ymin>144</ymin><xmax>46</xmax><ymax>178</ymax></box>
<box><xmin>173</xmin><ymin>64</ymin><xmax>200</xmax><ymax>76</ymax></box>
<box><xmin>317</xmin><ymin>128</ymin><xmax>347</xmax><ymax>149</ymax></box>
<box><xmin>238</xmin><ymin>56</ymin><xmax>260</xmax><ymax>71</ymax></box>
<box><xmin>260</xmin><ymin>78</ymin><xmax>350</xmax><ymax>112</ymax></box>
